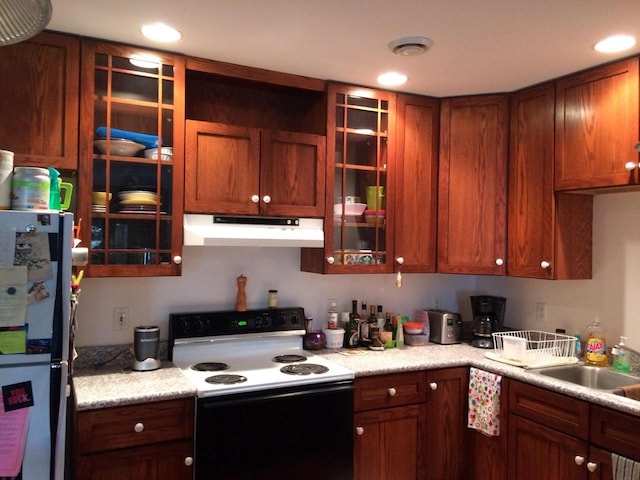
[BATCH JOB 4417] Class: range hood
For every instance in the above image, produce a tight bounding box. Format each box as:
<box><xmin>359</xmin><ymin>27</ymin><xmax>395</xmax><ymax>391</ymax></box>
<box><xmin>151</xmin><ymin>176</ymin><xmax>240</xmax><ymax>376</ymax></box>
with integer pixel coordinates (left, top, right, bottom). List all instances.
<box><xmin>183</xmin><ymin>214</ymin><xmax>324</xmax><ymax>247</ymax></box>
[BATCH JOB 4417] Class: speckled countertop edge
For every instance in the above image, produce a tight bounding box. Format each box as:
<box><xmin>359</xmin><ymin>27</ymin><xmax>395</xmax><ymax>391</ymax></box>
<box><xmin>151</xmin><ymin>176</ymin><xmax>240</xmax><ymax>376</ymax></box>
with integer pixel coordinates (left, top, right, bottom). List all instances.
<box><xmin>72</xmin><ymin>343</ymin><xmax>640</xmax><ymax>417</ymax></box>
<box><xmin>316</xmin><ymin>343</ymin><xmax>640</xmax><ymax>417</ymax></box>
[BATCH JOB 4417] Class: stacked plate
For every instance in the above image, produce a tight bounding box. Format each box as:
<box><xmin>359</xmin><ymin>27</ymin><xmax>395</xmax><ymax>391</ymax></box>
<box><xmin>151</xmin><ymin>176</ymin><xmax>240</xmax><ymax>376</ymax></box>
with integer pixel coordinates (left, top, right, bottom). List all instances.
<box><xmin>118</xmin><ymin>190</ymin><xmax>163</xmax><ymax>214</ymax></box>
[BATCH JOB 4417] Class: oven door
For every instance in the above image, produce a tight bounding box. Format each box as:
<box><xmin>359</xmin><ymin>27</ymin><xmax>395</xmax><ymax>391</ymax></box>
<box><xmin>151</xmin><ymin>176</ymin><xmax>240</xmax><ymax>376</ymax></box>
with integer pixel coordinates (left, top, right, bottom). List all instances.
<box><xmin>195</xmin><ymin>380</ymin><xmax>354</xmax><ymax>480</ymax></box>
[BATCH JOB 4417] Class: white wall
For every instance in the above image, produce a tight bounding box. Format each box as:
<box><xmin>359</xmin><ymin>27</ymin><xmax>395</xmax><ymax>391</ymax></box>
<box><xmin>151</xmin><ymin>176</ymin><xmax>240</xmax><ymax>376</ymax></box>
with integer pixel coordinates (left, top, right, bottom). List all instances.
<box><xmin>74</xmin><ymin>192</ymin><xmax>640</xmax><ymax>352</ymax></box>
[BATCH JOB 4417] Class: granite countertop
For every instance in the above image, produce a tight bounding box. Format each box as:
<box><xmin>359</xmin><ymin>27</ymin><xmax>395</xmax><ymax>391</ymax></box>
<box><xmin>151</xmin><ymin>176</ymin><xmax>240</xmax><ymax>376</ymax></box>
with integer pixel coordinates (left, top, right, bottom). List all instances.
<box><xmin>72</xmin><ymin>343</ymin><xmax>640</xmax><ymax>417</ymax></box>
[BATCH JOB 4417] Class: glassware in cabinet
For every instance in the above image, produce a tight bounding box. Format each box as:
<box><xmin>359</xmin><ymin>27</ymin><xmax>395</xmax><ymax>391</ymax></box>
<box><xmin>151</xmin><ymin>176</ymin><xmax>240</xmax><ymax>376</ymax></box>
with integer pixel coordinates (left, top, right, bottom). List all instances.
<box><xmin>79</xmin><ymin>41</ymin><xmax>185</xmax><ymax>277</ymax></box>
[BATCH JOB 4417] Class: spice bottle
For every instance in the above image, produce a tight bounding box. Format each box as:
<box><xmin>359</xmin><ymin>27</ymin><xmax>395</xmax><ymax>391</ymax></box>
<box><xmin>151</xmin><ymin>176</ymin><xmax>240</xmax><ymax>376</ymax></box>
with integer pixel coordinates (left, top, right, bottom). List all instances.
<box><xmin>327</xmin><ymin>300</ymin><xmax>338</xmax><ymax>329</ymax></box>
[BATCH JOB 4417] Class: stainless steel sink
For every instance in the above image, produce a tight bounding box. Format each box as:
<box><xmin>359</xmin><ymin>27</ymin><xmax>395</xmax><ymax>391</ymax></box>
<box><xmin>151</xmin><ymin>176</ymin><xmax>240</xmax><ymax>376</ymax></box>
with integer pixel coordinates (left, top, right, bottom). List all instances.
<box><xmin>534</xmin><ymin>364</ymin><xmax>640</xmax><ymax>390</ymax></box>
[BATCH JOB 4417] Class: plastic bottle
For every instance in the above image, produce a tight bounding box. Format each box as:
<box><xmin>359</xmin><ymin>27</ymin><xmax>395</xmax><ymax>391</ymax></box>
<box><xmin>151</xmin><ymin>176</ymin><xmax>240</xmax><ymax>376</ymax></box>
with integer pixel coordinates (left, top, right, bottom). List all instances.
<box><xmin>585</xmin><ymin>319</ymin><xmax>607</xmax><ymax>367</ymax></box>
<box><xmin>48</xmin><ymin>167</ymin><xmax>62</xmax><ymax>210</ymax></box>
<box><xmin>613</xmin><ymin>336</ymin><xmax>631</xmax><ymax>372</ymax></box>
<box><xmin>396</xmin><ymin>315</ymin><xmax>405</xmax><ymax>349</ymax></box>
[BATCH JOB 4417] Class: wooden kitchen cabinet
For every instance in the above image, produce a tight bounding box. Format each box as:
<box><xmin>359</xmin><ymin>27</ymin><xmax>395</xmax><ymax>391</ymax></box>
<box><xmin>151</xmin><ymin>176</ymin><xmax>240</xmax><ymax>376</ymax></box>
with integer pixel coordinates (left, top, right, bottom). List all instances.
<box><xmin>185</xmin><ymin>120</ymin><xmax>325</xmax><ymax>216</ymax></box>
<box><xmin>301</xmin><ymin>83</ymin><xmax>396</xmax><ymax>274</ymax></box>
<box><xmin>77</xmin><ymin>40</ymin><xmax>185</xmax><ymax>277</ymax></box>
<box><xmin>437</xmin><ymin>94</ymin><xmax>509</xmax><ymax>275</ymax></box>
<box><xmin>424</xmin><ymin>367</ymin><xmax>468</xmax><ymax>480</ymax></box>
<box><xmin>508</xmin><ymin>83</ymin><xmax>593</xmax><ymax>279</ymax></box>
<box><xmin>394</xmin><ymin>93</ymin><xmax>440</xmax><ymax>273</ymax></box>
<box><xmin>353</xmin><ymin>371</ymin><xmax>427</xmax><ymax>480</ymax></box>
<box><xmin>507</xmin><ymin>379</ymin><xmax>640</xmax><ymax>479</ymax></box>
<box><xmin>555</xmin><ymin>57</ymin><xmax>640</xmax><ymax>190</ymax></box>
<box><xmin>184</xmin><ymin>58</ymin><xmax>326</xmax><ymax>217</ymax></box>
<box><xmin>74</xmin><ymin>398</ymin><xmax>194</xmax><ymax>480</ymax></box>
<box><xmin>0</xmin><ymin>31</ymin><xmax>79</xmax><ymax>170</ymax></box>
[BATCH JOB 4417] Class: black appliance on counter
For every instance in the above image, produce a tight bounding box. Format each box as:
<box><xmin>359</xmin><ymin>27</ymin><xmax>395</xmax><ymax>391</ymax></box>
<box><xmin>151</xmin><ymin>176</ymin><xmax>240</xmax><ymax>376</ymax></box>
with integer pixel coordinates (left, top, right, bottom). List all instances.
<box><xmin>470</xmin><ymin>295</ymin><xmax>506</xmax><ymax>348</ymax></box>
<box><xmin>169</xmin><ymin>307</ymin><xmax>354</xmax><ymax>480</ymax></box>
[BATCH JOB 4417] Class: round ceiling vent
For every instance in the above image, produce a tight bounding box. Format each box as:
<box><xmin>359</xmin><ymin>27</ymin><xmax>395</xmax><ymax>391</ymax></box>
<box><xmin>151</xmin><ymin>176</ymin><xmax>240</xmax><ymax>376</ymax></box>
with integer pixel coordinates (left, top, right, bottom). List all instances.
<box><xmin>388</xmin><ymin>36</ymin><xmax>433</xmax><ymax>56</ymax></box>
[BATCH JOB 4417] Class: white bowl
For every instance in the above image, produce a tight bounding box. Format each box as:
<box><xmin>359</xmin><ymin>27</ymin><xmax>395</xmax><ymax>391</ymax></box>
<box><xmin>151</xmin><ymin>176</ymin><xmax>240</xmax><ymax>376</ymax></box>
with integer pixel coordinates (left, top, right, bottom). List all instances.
<box><xmin>333</xmin><ymin>203</ymin><xmax>367</xmax><ymax>217</ymax></box>
<box><xmin>94</xmin><ymin>139</ymin><xmax>145</xmax><ymax>156</ymax></box>
<box><xmin>144</xmin><ymin>147</ymin><xmax>173</xmax><ymax>161</ymax></box>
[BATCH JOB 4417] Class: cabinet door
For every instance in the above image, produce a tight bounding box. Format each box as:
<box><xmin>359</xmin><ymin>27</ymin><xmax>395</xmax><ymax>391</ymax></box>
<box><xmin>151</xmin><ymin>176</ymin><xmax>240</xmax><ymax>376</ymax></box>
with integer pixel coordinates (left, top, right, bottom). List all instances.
<box><xmin>394</xmin><ymin>94</ymin><xmax>439</xmax><ymax>273</ymax></box>
<box><xmin>438</xmin><ymin>95</ymin><xmax>509</xmax><ymax>275</ymax></box>
<box><xmin>75</xmin><ymin>439</ymin><xmax>193</xmax><ymax>480</ymax></box>
<box><xmin>304</xmin><ymin>83</ymin><xmax>396</xmax><ymax>274</ymax></box>
<box><xmin>0</xmin><ymin>31</ymin><xmax>79</xmax><ymax>169</ymax></box>
<box><xmin>78</xmin><ymin>40</ymin><xmax>185</xmax><ymax>277</ymax></box>
<box><xmin>260</xmin><ymin>129</ymin><xmax>325</xmax><ymax>217</ymax></box>
<box><xmin>424</xmin><ymin>367</ymin><xmax>468</xmax><ymax>480</ymax></box>
<box><xmin>555</xmin><ymin>58</ymin><xmax>640</xmax><ymax>190</ymax></box>
<box><xmin>508</xmin><ymin>414</ymin><xmax>587</xmax><ymax>480</ymax></box>
<box><xmin>354</xmin><ymin>404</ymin><xmax>425</xmax><ymax>480</ymax></box>
<box><xmin>185</xmin><ymin>120</ymin><xmax>260</xmax><ymax>214</ymax></box>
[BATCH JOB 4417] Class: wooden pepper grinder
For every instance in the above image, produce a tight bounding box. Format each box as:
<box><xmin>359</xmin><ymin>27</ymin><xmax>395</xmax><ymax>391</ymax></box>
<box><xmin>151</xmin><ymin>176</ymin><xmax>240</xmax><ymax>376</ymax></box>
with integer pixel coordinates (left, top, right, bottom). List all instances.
<box><xmin>235</xmin><ymin>274</ymin><xmax>247</xmax><ymax>311</ymax></box>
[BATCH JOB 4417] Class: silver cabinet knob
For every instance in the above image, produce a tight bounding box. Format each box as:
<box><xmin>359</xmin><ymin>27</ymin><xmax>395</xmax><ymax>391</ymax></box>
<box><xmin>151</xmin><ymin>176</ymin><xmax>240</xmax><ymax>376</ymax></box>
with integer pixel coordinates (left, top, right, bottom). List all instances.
<box><xmin>395</xmin><ymin>257</ymin><xmax>404</xmax><ymax>265</ymax></box>
<box><xmin>495</xmin><ymin>258</ymin><xmax>504</xmax><ymax>266</ymax></box>
<box><xmin>326</xmin><ymin>256</ymin><xmax>335</xmax><ymax>265</ymax></box>
<box><xmin>574</xmin><ymin>456</ymin><xmax>585</xmax><ymax>466</ymax></box>
<box><xmin>586</xmin><ymin>462</ymin><xmax>597</xmax><ymax>473</ymax></box>
<box><xmin>429</xmin><ymin>382</ymin><xmax>437</xmax><ymax>390</ymax></box>
<box><xmin>625</xmin><ymin>161</ymin><xmax>637</xmax><ymax>171</ymax></box>
<box><xmin>251</xmin><ymin>194</ymin><xmax>260</xmax><ymax>203</ymax></box>
<box><xmin>134</xmin><ymin>422</ymin><xmax>144</xmax><ymax>433</ymax></box>
<box><xmin>540</xmin><ymin>260</ymin><xmax>550</xmax><ymax>269</ymax></box>
<box><xmin>388</xmin><ymin>387</ymin><xmax>397</xmax><ymax>396</ymax></box>
<box><xmin>184</xmin><ymin>457</ymin><xmax>194</xmax><ymax>467</ymax></box>
<box><xmin>356</xmin><ymin>426</ymin><xmax>364</xmax><ymax>436</ymax></box>
<box><xmin>262</xmin><ymin>195</ymin><xmax>271</xmax><ymax>204</ymax></box>
<box><xmin>173</xmin><ymin>255</ymin><xmax>182</xmax><ymax>265</ymax></box>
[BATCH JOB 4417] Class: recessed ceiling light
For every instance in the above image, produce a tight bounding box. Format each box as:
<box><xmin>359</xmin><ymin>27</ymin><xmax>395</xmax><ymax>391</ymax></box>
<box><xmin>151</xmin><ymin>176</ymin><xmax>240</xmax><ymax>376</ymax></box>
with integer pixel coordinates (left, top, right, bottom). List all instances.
<box><xmin>377</xmin><ymin>72</ymin><xmax>408</xmax><ymax>87</ymax></box>
<box><xmin>141</xmin><ymin>23</ymin><xmax>182</xmax><ymax>43</ymax></box>
<box><xmin>388</xmin><ymin>36</ymin><xmax>433</xmax><ymax>56</ymax></box>
<box><xmin>593</xmin><ymin>34</ymin><xmax>636</xmax><ymax>53</ymax></box>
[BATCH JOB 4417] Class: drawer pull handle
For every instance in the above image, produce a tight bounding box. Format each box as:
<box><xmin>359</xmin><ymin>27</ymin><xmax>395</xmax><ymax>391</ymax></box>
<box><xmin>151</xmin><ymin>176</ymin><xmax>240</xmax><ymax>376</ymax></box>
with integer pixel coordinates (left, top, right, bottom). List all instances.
<box><xmin>388</xmin><ymin>387</ymin><xmax>397</xmax><ymax>396</ymax></box>
<box><xmin>251</xmin><ymin>195</ymin><xmax>260</xmax><ymax>203</ymax></box>
<box><xmin>429</xmin><ymin>382</ymin><xmax>438</xmax><ymax>390</ymax></box>
<box><xmin>173</xmin><ymin>255</ymin><xmax>182</xmax><ymax>265</ymax></box>
<box><xmin>134</xmin><ymin>422</ymin><xmax>144</xmax><ymax>433</ymax></box>
<box><xmin>356</xmin><ymin>426</ymin><xmax>364</xmax><ymax>436</ymax></box>
<box><xmin>540</xmin><ymin>260</ymin><xmax>550</xmax><ymax>269</ymax></box>
<box><xmin>185</xmin><ymin>457</ymin><xmax>194</xmax><ymax>467</ymax></box>
<box><xmin>587</xmin><ymin>462</ymin><xmax>597</xmax><ymax>473</ymax></box>
<box><xmin>495</xmin><ymin>258</ymin><xmax>504</xmax><ymax>266</ymax></box>
<box><xmin>262</xmin><ymin>195</ymin><xmax>271</xmax><ymax>204</ymax></box>
<box><xmin>574</xmin><ymin>456</ymin><xmax>585</xmax><ymax>466</ymax></box>
<box><xmin>625</xmin><ymin>161</ymin><xmax>637</xmax><ymax>171</ymax></box>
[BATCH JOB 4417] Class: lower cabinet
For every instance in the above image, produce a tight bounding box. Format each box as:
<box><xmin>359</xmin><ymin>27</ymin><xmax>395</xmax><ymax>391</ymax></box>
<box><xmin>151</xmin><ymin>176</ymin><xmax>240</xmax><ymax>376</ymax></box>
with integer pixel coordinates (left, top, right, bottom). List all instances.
<box><xmin>353</xmin><ymin>368</ymin><xmax>468</xmax><ymax>480</ymax></box>
<box><xmin>74</xmin><ymin>398</ymin><xmax>194</xmax><ymax>480</ymax></box>
<box><xmin>353</xmin><ymin>371</ymin><xmax>427</xmax><ymax>480</ymax></box>
<box><xmin>508</xmin><ymin>380</ymin><xmax>640</xmax><ymax>480</ymax></box>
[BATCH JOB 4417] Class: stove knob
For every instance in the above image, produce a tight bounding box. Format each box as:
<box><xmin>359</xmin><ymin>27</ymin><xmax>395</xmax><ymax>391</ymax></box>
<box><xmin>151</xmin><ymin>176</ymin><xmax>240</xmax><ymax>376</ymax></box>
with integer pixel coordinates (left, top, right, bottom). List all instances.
<box><xmin>290</xmin><ymin>315</ymin><xmax>299</xmax><ymax>325</ymax></box>
<box><xmin>278</xmin><ymin>315</ymin><xmax>287</xmax><ymax>326</ymax></box>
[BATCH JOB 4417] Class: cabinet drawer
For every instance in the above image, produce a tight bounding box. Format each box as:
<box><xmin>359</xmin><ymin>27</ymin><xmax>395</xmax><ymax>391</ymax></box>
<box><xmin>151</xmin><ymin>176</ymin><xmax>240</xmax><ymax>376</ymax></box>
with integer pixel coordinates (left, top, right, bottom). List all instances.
<box><xmin>591</xmin><ymin>405</ymin><xmax>640</xmax><ymax>461</ymax></box>
<box><xmin>508</xmin><ymin>380</ymin><xmax>589</xmax><ymax>440</ymax></box>
<box><xmin>76</xmin><ymin>398</ymin><xmax>194</xmax><ymax>454</ymax></box>
<box><xmin>355</xmin><ymin>371</ymin><xmax>427</xmax><ymax>412</ymax></box>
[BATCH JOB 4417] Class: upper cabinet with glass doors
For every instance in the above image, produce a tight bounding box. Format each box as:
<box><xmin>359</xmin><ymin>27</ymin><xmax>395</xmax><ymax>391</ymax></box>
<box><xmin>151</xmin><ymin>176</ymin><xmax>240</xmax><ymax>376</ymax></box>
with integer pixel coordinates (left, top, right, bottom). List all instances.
<box><xmin>302</xmin><ymin>84</ymin><xmax>396</xmax><ymax>273</ymax></box>
<box><xmin>78</xmin><ymin>40</ymin><xmax>185</xmax><ymax>277</ymax></box>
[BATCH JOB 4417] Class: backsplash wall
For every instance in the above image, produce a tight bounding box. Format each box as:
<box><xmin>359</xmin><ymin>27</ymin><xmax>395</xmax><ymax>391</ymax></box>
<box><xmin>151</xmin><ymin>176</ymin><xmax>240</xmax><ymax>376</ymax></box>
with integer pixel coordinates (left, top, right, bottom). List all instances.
<box><xmin>74</xmin><ymin>192</ymin><xmax>640</xmax><ymax>352</ymax></box>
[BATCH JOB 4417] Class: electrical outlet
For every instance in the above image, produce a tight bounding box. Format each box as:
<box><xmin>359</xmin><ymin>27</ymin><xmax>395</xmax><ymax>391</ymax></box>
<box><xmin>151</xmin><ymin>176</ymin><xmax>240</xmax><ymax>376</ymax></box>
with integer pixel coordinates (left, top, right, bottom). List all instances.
<box><xmin>113</xmin><ymin>307</ymin><xmax>129</xmax><ymax>330</ymax></box>
<box><xmin>536</xmin><ymin>302</ymin><xmax>547</xmax><ymax>323</ymax></box>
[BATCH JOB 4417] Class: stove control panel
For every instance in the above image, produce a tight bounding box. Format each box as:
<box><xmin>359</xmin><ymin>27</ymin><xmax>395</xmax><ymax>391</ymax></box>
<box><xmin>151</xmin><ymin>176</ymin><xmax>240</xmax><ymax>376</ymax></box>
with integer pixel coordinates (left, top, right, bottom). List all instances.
<box><xmin>169</xmin><ymin>307</ymin><xmax>306</xmax><ymax>343</ymax></box>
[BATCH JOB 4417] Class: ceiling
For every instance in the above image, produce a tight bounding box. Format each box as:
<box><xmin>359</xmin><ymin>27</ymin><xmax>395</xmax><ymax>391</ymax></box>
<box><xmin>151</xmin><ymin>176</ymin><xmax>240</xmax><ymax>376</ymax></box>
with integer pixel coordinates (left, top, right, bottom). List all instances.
<box><xmin>48</xmin><ymin>0</ymin><xmax>640</xmax><ymax>97</ymax></box>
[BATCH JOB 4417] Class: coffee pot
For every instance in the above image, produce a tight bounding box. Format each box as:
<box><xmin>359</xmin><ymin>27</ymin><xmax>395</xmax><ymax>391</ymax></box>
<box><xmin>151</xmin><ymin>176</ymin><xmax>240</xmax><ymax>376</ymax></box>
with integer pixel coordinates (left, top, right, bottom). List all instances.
<box><xmin>470</xmin><ymin>295</ymin><xmax>506</xmax><ymax>348</ymax></box>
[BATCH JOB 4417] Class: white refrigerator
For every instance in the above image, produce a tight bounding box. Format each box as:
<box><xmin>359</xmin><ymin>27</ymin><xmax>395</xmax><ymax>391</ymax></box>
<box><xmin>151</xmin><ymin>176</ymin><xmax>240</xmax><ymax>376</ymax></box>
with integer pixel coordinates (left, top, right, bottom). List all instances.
<box><xmin>0</xmin><ymin>211</ymin><xmax>73</xmax><ymax>480</ymax></box>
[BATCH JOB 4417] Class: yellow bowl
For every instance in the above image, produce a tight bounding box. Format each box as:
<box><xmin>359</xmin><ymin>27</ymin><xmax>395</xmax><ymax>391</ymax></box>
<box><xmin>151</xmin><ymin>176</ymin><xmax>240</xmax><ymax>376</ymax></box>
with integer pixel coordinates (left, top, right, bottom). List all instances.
<box><xmin>91</xmin><ymin>191</ymin><xmax>112</xmax><ymax>206</ymax></box>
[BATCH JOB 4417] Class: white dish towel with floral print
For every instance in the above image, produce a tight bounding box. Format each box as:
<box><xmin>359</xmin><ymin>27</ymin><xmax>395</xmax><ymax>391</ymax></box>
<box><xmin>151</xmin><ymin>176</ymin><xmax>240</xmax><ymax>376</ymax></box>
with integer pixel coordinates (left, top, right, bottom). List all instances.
<box><xmin>468</xmin><ymin>367</ymin><xmax>502</xmax><ymax>436</ymax></box>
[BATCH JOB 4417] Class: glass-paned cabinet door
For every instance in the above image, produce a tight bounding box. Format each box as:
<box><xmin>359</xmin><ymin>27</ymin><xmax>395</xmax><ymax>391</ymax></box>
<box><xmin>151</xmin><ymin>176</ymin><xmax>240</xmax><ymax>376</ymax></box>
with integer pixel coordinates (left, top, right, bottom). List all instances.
<box><xmin>79</xmin><ymin>41</ymin><xmax>185</xmax><ymax>277</ymax></box>
<box><xmin>330</xmin><ymin>86</ymin><xmax>394</xmax><ymax>270</ymax></box>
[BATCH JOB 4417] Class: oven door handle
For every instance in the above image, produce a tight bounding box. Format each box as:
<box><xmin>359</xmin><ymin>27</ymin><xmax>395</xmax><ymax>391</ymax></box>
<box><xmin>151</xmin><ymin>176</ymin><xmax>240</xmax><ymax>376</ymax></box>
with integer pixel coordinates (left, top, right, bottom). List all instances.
<box><xmin>198</xmin><ymin>381</ymin><xmax>354</xmax><ymax>409</ymax></box>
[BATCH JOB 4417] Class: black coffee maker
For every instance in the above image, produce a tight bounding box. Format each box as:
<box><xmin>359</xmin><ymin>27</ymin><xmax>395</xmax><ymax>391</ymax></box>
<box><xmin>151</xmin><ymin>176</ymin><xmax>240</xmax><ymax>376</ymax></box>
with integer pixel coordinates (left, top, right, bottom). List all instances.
<box><xmin>470</xmin><ymin>295</ymin><xmax>506</xmax><ymax>348</ymax></box>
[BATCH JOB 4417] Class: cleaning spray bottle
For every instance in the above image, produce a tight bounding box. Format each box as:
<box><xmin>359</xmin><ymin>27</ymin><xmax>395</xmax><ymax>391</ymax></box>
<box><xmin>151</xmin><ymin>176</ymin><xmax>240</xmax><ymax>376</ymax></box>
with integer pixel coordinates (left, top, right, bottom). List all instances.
<box><xmin>585</xmin><ymin>318</ymin><xmax>607</xmax><ymax>367</ymax></box>
<box><xmin>47</xmin><ymin>167</ymin><xmax>73</xmax><ymax>210</ymax></box>
<box><xmin>612</xmin><ymin>336</ymin><xmax>631</xmax><ymax>372</ymax></box>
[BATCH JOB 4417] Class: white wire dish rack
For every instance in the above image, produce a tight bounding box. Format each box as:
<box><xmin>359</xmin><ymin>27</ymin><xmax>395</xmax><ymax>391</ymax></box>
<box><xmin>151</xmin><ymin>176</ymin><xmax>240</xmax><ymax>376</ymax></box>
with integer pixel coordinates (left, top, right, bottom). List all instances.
<box><xmin>485</xmin><ymin>330</ymin><xmax>579</xmax><ymax>368</ymax></box>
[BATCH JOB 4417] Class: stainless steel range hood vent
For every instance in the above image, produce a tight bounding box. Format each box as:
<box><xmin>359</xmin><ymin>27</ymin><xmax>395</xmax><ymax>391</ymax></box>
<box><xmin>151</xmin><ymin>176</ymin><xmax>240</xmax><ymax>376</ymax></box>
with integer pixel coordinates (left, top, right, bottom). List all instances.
<box><xmin>183</xmin><ymin>214</ymin><xmax>324</xmax><ymax>247</ymax></box>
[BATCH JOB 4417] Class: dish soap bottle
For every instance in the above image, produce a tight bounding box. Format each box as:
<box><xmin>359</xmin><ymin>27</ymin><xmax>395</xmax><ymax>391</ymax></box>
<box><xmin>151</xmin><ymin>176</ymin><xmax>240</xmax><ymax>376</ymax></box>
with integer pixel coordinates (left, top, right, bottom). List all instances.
<box><xmin>612</xmin><ymin>336</ymin><xmax>631</xmax><ymax>372</ymax></box>
<box><xmin>585</xmin><ymin>319</ymin><xmax>607</xmax><ymax>367</ymax></box>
